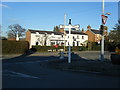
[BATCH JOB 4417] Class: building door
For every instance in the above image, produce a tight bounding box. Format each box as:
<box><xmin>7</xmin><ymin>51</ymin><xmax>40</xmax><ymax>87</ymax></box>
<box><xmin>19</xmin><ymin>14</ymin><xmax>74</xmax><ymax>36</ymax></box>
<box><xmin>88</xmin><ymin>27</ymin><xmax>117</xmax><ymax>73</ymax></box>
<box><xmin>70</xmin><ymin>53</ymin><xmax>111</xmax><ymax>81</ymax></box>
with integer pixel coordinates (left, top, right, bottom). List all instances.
<box><xmin>77</xmin><ymin>41</ymin><xmax>79</xmax><ymax>46</ymax></box>
<box><xmin>36</xmin><ymin>42</ymin><xmax>38</xmax><ymax>45</ymax></box>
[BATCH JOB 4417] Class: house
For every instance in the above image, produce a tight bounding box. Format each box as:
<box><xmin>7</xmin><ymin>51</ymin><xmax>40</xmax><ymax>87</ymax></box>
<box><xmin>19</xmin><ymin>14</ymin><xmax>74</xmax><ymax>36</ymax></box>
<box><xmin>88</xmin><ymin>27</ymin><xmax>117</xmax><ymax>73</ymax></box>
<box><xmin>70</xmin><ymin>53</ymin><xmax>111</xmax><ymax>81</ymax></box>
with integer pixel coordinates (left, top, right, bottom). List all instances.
<box><xmin>85</xmin><ymin>25</ymin><xmax>101</xmax><ymax>43</ymax></box>
<box><xmin>26</xmin><ymin>29</ymin><xmax>88</xmax><ymax>48</ymax></box>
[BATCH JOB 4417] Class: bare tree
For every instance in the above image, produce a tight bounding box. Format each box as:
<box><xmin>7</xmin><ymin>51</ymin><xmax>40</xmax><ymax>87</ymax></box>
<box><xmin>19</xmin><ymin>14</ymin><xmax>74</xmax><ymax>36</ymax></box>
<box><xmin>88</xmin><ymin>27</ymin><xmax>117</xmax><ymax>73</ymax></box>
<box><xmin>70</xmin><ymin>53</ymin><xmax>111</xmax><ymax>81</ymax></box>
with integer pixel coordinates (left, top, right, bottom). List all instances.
<box><xmin>8</xmin><ymin>24</ymin><xmax>26</xmax><ymax>39</ymax></box>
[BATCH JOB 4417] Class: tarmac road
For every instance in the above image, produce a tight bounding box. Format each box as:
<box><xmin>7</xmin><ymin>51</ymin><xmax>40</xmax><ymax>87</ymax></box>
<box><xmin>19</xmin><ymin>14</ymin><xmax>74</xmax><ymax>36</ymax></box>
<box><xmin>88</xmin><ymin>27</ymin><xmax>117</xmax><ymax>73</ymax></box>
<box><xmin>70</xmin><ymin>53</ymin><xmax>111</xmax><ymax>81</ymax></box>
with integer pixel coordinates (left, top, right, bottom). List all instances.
<box><xmin>2</xmin><ymin>51</ymin><xmax>120</xmax><ymax>88</ymax></box>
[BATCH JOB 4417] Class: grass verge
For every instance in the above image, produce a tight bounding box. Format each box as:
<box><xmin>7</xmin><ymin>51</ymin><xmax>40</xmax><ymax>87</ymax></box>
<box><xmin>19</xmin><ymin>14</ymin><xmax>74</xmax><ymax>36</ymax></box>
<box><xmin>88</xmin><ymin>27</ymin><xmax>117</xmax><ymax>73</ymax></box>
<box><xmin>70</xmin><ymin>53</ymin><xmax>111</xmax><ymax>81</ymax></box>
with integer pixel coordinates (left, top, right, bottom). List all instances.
<box><xmin>42</xmin><ymin>59</ymin><xmax>120</xmax><ymax>77</ymax></box>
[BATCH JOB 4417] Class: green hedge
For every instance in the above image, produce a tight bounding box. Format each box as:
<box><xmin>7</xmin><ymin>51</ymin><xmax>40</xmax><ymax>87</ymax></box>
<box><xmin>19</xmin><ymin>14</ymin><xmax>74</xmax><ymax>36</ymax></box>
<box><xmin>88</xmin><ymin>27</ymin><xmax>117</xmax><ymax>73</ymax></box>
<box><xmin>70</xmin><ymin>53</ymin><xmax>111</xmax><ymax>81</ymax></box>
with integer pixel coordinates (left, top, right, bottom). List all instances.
<box><xmin>32</xmin><ymin>46</ymin><xmax>87</xmax><ymax>52</ymax></box>
<box><xmin>2</xmin><ymin>40</ymin><xmax>29</xmax><ymax>54</ymax></box>
<box><xmin>88</xmin><ymin>42</ymin><xmax>100</xmax><ymax>51</ymax></box>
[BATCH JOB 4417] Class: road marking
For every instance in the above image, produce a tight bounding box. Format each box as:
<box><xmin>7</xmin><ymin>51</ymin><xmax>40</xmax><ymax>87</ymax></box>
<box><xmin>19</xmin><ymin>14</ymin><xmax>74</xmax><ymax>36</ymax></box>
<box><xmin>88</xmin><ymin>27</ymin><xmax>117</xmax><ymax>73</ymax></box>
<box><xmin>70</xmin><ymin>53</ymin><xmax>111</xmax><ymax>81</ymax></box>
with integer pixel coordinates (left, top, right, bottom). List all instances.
<box><xmin>3</xmin><ymin>70</ymin><xmax>41</xmax><ymax>79</ymax></box>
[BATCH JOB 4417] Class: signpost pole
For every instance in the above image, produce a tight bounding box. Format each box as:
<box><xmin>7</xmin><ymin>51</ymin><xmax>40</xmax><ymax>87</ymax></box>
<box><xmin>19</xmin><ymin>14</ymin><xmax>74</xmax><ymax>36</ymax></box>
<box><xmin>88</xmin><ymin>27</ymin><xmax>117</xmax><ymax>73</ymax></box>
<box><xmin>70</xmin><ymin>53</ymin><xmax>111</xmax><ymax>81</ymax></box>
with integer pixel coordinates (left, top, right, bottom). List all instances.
<box><xmin>68</xmin><ymin>20</ymin><xmax>71</xmax><ymax>63</ymax></box>
<box><xmin>60</xmin><ymin>19</ymin><xmax>80</xmax><ymax>63</ymax></box>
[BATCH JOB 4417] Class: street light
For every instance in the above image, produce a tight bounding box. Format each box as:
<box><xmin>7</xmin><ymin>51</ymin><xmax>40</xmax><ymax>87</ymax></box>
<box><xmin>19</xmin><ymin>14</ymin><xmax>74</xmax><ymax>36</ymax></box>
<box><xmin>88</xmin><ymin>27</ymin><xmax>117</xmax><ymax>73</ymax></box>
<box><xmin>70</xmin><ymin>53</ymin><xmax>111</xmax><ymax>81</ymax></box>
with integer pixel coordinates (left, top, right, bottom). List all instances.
<box><xmin>99</xmin><ymin>0</ymin><xmax>110</xmax><ymax>61</ymax></box>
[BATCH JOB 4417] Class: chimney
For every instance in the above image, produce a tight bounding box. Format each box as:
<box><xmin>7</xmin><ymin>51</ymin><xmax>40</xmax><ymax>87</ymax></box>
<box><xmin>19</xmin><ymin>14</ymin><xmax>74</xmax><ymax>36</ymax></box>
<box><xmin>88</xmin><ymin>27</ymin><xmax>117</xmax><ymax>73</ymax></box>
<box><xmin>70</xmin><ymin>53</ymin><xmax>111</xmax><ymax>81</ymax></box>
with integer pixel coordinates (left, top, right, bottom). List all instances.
<box><xmin>87</xmin><ymin>25</ymin><xmax>91</xmax><ymax>30</ymax></box>
<box><xmin>59</xmin><ymin>28</ymin><xmax>64</xmax><ymax>33</ymax></box>
<box><xmin>82</xmin><ymin>28</ymin><xmax>84</xmax><ymax>33</ymax></box>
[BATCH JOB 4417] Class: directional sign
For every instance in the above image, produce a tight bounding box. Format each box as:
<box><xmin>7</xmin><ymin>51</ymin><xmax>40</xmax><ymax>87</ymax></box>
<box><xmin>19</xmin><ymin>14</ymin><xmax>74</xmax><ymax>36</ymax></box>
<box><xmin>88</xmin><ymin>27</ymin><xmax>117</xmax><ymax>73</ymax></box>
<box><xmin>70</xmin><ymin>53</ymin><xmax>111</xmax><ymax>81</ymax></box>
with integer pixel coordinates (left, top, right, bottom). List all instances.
<box><xmin>59</xmin><ymin>25</ymin><xmax>64</xmax><ymax>28</ymax></box>
<box><xmin>72</xmin><ymin>25</ymin><xmax>80</xmax><ymax>28</ymax></box>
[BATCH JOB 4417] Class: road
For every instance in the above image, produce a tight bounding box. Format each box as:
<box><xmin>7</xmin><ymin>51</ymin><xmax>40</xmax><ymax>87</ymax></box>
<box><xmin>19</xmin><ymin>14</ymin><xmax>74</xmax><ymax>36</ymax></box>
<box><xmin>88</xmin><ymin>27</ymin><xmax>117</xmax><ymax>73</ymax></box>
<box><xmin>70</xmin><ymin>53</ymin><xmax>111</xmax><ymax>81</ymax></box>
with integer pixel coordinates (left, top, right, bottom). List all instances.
<box><xmin>2</xmin><ymin>51</ymin><xmax>120</xmax><ymax>88</ymax></box>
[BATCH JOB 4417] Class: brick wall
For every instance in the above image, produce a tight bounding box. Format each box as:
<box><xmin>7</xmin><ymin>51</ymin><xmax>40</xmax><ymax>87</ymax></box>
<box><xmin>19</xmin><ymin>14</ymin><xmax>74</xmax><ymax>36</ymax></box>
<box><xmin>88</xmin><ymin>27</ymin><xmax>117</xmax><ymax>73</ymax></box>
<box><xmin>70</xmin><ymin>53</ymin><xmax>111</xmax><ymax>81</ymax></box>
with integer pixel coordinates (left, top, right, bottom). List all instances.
<box><xmin>59</xmin><ymin>28</ymin><xmax>64</xmax><ymax>33</ymax></box>
<box><xmin>26</xmin><ymin>30</ymin><xmax>31</xmax><ymax>48</ymax></box>
<box><xmin>95</xmin><ymin>34</ymin><xmax>101</xmax><ymax>42</ymax></box>
<box><xmin>85</xmin><ymin>30</ymin><xmax>95</xmax><ymax>42</ymax></box>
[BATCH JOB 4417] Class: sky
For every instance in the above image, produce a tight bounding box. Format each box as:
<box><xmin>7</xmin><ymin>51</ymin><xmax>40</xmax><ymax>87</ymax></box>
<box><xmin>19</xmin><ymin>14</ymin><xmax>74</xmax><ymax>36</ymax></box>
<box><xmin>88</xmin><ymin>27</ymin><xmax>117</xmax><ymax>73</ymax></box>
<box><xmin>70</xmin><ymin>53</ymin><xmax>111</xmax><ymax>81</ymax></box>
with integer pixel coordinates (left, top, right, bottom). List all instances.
<box><xmin>1</xmin><ymin>1</ymin><xmax>119</xmax><ymax>37</ymax></box>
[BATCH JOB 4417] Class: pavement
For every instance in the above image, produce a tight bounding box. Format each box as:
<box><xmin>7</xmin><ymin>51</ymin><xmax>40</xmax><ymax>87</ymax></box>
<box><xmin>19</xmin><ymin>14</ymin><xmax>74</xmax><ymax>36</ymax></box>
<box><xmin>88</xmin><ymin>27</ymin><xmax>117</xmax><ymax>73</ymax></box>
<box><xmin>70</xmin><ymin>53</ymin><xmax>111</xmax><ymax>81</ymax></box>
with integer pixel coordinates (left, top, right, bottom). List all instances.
<box><xmin>2</xmin><ymin>51</ymin><xmax>120</xmax><ymax>88</ymax></box>
<box><xmin>74</xmin><ymin>51</ymin><xmax>111</xmax><ymax>60</ymax></box>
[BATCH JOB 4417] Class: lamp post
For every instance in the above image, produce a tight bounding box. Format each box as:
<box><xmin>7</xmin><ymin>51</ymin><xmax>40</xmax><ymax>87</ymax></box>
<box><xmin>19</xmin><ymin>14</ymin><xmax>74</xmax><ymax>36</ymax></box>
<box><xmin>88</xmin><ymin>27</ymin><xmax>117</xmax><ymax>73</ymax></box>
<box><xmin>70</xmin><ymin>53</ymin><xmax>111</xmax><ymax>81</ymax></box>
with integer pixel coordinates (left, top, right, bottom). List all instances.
<box><xmin>100</xmin><ymin>0</ymin><xmax>110</xmax><ymax>61</ymax></box>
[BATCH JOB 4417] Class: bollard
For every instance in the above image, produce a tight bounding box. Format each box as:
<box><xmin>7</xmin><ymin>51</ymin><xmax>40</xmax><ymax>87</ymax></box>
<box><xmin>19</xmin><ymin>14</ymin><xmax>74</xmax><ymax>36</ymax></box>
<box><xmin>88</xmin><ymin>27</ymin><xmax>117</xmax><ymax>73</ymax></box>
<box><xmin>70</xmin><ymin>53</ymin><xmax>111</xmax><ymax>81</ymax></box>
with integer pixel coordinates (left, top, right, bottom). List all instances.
<box><xmin>59</xmin><ymin>51</ymin><xmax>64</xmax><ymax>60</ymax></box>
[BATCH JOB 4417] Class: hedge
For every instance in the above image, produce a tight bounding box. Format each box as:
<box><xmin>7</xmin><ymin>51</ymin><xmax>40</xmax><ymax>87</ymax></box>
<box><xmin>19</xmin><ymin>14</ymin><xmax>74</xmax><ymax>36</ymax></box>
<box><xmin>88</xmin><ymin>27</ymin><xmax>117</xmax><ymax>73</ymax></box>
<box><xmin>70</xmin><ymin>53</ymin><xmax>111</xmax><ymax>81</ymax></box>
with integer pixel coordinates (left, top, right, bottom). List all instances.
<box><xmin>32</xmin><ymin>46</ymin><xmax>87</xmax><ymax>52</ymax></box>
<box><xmin>2</xmin><ymin>40</ymin><xmax>29</xmax><ymax>54</ymax></box>
<box><xmin>88</xmin><ymin>42</ymin><xmax>100</xmax><ymax>51</ymax></box>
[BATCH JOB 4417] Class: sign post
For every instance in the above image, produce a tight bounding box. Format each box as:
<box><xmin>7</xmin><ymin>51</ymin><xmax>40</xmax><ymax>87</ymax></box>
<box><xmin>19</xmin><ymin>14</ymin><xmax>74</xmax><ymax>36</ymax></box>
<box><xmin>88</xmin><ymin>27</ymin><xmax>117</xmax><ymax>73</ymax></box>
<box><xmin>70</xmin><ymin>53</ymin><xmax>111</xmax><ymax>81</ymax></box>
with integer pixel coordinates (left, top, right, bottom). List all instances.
<box><xmin>60</xmin><ymin>19</ymin><xmax>80</xmax><ymax>63</ymax></box>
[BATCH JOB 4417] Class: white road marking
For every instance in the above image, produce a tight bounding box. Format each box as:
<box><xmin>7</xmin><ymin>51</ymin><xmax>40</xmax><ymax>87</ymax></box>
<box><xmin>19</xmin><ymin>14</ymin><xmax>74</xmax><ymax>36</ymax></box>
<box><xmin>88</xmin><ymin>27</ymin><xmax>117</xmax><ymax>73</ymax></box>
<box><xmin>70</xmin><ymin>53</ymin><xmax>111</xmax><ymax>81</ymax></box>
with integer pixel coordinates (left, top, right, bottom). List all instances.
<box><xmin>3</xmin><ymin>70</ymin><xmax>41</xmax><ymax>79</ymax></box>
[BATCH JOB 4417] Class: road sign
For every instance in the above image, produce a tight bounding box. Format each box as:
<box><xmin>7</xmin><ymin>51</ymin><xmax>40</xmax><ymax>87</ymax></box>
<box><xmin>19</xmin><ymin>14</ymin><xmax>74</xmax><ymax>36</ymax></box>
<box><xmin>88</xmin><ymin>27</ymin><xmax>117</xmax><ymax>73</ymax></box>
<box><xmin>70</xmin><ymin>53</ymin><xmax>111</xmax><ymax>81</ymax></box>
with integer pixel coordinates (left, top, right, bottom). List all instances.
<box><xmin>101</xmin><ymin>15</ymin><xmax>108</xmax><ymax>25</ymax></box>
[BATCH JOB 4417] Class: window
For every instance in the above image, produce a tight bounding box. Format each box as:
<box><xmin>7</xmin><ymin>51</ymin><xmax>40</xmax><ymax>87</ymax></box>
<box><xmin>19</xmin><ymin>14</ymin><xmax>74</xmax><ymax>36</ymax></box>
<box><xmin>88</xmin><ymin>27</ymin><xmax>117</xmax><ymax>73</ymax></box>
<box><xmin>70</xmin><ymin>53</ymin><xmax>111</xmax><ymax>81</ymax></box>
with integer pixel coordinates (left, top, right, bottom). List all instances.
<box><xmin>36</xmin><ymin>42</ymin><xmax>39</xmax><ymax>45</ymax></box>
<box><xmin>82</xmin><ymin>36</ymin><xmax>84</xmax><ymax>39</ymax></box>
<box><xmin>77</xmin><ymin>41</ymin><xmax>79</xmax><ymax>46</ymax></box>
<box><xmin>51</xmin><ymin>36</ymin><xmax>55</xmax><ymax>38</ymax></box>
<box><xmin>73</xmin><ymin>36</ymin><xmax>76</xmax><ymax>41</ymax></box>
<box><xmin>61</xmin><ymin>34</ymin><xmax>64</xmax><ymax>38</ymax></box>
<box><xmin>68</xmin><ymin>42</ymin><xmax>69</xmax><ymax>46</ymax></box>
<box><xmin>77</xmin><ymin>35</ymin><xmax>79</xmax><ymax>39</ymax></box>
<box><xmin>51</xmin><ymin>42</ymin><xmax>55</xmax><ymax>46</ymax></box>
<box><xmin>61</xmin><ymin>42</ymin><xmax>64</xmax><ymax>46</ymax></box>
<box><xmin>73</xmin><ymin>36</ymin><xmax>75</xmax><ymax>39</ymax></box>
<box><xmin>35</xmin><ymin>35</ymin><xmax>39</xmax><ymax>37</ymax></box>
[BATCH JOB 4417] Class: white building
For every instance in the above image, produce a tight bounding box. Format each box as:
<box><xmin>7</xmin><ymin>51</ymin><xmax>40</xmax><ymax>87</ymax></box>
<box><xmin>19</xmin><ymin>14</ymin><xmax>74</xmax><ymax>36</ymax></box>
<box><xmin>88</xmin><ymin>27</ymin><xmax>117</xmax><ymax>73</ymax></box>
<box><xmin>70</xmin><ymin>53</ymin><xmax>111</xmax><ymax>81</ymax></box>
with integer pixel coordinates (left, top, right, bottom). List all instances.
<box><xmin>26</xmin><ymin>29</ymin><xmax>88</xmax><ymax>48</ymax></box>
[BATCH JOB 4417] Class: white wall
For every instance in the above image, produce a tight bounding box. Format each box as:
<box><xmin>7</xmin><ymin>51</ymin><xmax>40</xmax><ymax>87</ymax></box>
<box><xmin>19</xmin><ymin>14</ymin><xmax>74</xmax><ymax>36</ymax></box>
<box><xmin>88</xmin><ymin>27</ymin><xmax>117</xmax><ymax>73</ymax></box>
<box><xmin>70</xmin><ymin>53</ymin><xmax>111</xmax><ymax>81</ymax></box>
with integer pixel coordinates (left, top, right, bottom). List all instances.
<box><xmin>29</xmin><ymin>32</ymin><xmax>88</xmax><ymax>48</ymax></box>
<box><xmin>65</xmin><ymin>34</ymin><xmax>88</xmax><ymax>46</ymax></box>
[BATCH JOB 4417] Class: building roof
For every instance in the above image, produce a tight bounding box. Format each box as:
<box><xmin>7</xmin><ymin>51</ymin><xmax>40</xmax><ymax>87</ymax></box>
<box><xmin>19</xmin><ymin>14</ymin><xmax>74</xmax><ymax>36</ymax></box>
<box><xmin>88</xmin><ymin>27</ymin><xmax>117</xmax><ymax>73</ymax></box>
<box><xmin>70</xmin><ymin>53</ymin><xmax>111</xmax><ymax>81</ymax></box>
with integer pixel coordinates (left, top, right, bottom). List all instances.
<box><xmin>90</xmin><ymin>29</ymin><xmax>100</xmax><ymax>34</ymax></box>
<box><xmin>28</xmin><ymin>29</ymin><xmax>87</xmax><ymax>35</ymax></box>
<box><xmin>65</xmin><ymin>30</ymin><xmax>87</xmax><ymax>35</ymax></box>
<box><xmin>28</xmin><ymin>29</ymin><xmax>63</xmax><ymax>35</ymax></box>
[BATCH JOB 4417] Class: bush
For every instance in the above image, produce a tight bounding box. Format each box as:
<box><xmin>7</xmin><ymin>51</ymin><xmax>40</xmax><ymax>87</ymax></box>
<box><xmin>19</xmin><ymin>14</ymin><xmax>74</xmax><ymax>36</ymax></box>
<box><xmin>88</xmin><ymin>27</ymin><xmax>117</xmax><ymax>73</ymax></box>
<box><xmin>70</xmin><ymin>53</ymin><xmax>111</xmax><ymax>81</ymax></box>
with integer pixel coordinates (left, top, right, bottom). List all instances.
<box><xmin>32</xmin><ymin>46</ymin><xmax>65</xmax><ymax>52</ymax></box>
<box><xmin>111</xmin><ymin>54</ymin><xmax>120</xmax><ymax>65</ymax></box>
<box><xmin>2</xmin><ymin>40</ymin><xmax>29</xmax><ymax>54</ymax></box>
<box><xmin>32</xmin><ymin>46</ymin><xmax>87</xmax><ymax>52</ymax></box>
<box><xmin>88</xmin><ymin>42</ymin><xmax>100</xmax><ymax>51</ymax></box>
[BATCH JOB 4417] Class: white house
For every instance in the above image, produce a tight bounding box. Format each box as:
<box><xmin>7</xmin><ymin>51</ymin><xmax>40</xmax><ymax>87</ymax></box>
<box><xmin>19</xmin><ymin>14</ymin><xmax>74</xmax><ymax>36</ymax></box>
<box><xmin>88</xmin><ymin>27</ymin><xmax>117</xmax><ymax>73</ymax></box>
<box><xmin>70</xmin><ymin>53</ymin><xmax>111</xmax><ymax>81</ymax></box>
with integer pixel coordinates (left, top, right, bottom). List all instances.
<box><xmin>26</xmin><ymin>29</ymin><xmax>88</xmax><ymax>48</ymax></box>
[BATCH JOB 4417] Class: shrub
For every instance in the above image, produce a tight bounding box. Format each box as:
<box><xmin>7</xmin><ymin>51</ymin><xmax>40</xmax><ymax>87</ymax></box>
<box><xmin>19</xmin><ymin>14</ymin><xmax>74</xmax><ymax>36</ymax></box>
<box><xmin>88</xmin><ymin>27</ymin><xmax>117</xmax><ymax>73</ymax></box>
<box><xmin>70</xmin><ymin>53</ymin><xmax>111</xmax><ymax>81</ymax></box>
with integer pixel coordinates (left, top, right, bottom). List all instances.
<box><xmin>88</xmin><ymin>42</ymin><xmax>100</xmax><ymax>51</ymax></box>
<box><xmin>32</xmin><ymin>46</ymin><xmax>87</xmax><ymax>52</ymax></box>
<box><xmin>2</xmin><ymin>40</ymin><xmax>29</xmax><ymax>54</ymax></box>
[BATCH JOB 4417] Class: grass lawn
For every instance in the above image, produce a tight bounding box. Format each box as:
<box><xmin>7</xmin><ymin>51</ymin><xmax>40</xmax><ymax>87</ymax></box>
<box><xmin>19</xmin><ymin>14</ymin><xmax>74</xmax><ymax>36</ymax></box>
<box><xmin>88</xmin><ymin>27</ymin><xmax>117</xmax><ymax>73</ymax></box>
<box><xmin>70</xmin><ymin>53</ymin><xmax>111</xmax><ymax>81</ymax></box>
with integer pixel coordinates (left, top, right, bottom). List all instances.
<box><xmin>43</xmin><ymin>59</ymin><xmax>120</xmax><ymax>77</ymax></box>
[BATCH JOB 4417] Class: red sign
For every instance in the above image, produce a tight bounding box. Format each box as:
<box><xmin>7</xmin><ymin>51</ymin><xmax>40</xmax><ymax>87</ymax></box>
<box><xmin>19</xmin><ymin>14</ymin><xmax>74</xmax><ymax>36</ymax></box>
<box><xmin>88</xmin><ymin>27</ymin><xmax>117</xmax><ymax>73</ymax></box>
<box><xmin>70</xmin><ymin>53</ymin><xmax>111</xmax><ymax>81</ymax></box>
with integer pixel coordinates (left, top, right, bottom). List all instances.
<box><xmin>54</xmin><ymin>44</ymin><xmax>58</xmax><ymax>48</ymax></box>
<box><xmin>101</xmin><ymin>15</ymin><xmax>108</xmax><ymax>25</ymax></box>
